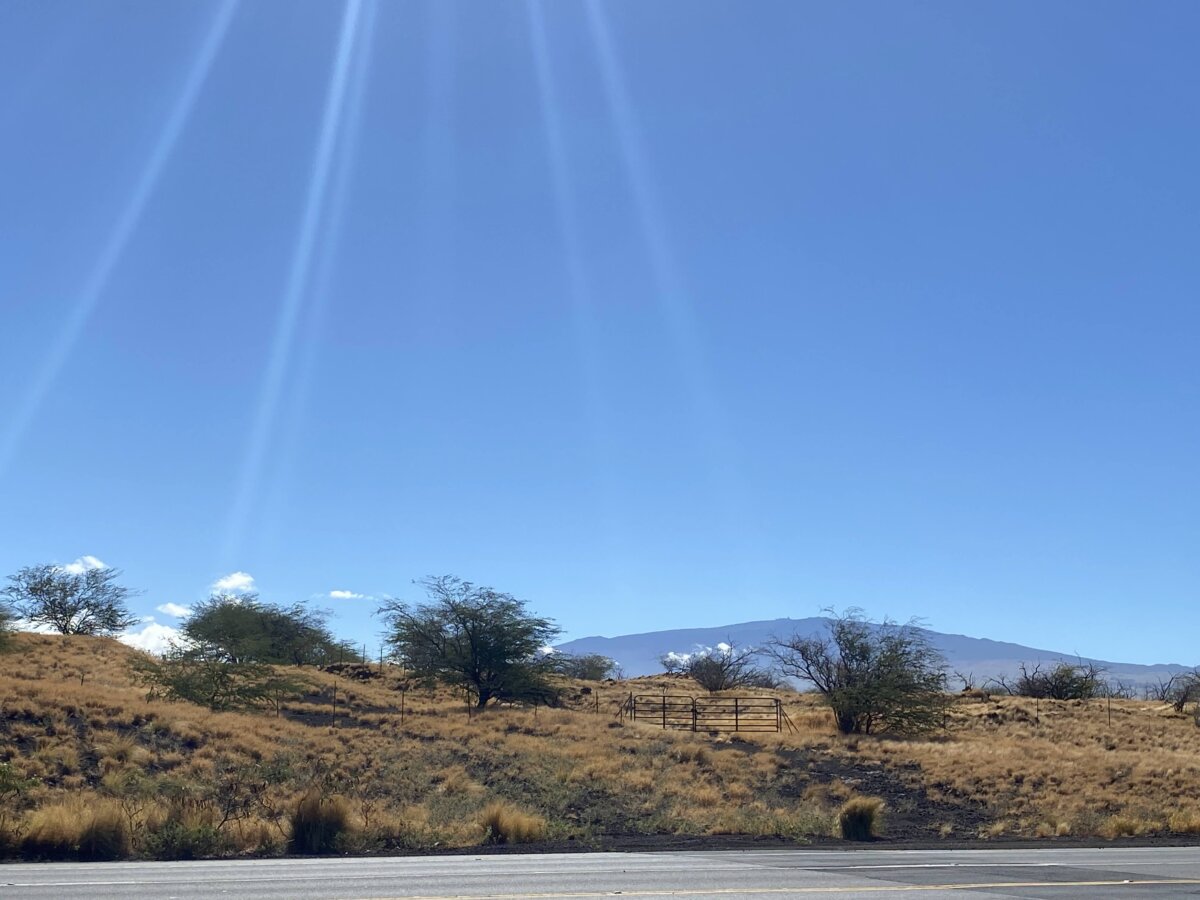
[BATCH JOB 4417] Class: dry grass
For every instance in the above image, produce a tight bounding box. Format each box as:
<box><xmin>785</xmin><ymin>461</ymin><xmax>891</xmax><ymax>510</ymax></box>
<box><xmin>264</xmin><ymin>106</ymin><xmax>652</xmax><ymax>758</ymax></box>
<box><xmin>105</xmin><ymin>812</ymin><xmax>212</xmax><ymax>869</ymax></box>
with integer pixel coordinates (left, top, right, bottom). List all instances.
<box><xmin>839</xmin><ymin>692</ymin><xmax>1200</xmax><ymax>838</ymax></box>
<box><xmin>290</xmin><ymin>792</ymin><xmax>353</xmax><ymax>854</ymax></box>
<box><xmin>20</xmin><ymin>796</ymin><xmax>130</xmax><ymax>860</ymax></box>
<box><xmin>3</xmin><ymin>634</ymin><xmax>1200</xmax><ymax>859</ymax></box>
<box><xmin>838</xmin><ymin>796</ymin><xmax>885</xmax><ymax>841</ymax></box>
<box><xmin>480</xmin><ymin>801</ymin><xmax>546</xmax><ymax>844</ymax></box>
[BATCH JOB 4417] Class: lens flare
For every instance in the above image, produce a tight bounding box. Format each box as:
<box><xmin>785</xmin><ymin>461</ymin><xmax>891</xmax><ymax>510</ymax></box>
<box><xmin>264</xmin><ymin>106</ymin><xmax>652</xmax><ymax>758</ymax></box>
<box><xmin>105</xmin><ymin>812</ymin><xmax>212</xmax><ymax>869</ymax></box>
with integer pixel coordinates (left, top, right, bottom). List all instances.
<box><xmin>582</xmin><ymin>0</ymin><xmax>705</xmax><ymax>389</ymax></box>
<box><xmin>583</xmin><ymin>0</ymin><xmax>762</xmax><ymax>580</ymax></box>
<box><xmin>257</xmin><ymin>0</ymin><xmax>379</xmax><ymax>537</ymax></box>
<box><xmin>526</xmin><ymin>0</ymin><xmax>623</xmax><ymax>560</ymax></box>
<box><xmin>0</xmin><ymin>0</ymin><xmax>238</xmax><ymax>479</ymax></box>
<box><xmin>222</xmin><ymin>0</ymin><xmax>364</xmax><ymax>563</ymax></box>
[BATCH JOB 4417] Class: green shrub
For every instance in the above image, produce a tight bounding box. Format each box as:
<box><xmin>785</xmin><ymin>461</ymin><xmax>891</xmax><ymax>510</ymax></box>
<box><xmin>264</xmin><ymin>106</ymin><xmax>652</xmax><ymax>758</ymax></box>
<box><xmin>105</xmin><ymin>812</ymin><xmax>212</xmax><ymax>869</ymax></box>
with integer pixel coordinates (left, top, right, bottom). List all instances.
<box><xmin>838</xmin><ymin>796</ymin><xmax>885</xmax><ymax>841</ymax></box>
<box><xmin>289</xmin><ymin>792</ymin><xmax>352</xmax><ymax>855</ymax></box>
<box><xmin>142</xmin><ymin>804</ymin><xmax>228</xmax><ymax>860</ymax></box>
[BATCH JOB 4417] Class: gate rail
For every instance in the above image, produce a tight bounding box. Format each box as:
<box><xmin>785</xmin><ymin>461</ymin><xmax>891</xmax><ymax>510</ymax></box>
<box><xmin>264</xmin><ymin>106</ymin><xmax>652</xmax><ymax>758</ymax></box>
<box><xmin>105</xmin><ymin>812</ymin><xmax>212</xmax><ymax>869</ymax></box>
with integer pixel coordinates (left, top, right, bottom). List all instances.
<box><xmin>618</xmin><ymin>692</ymin><xmax>796</xmax><ymax>733</ymax></box>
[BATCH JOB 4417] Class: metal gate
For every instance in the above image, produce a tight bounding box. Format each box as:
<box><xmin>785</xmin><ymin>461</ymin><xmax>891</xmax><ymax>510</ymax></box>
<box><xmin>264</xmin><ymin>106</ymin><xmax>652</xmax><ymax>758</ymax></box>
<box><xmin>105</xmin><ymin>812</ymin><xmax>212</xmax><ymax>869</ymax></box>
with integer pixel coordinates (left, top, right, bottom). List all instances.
<box><xmin>620</xmin><ymin>693</ymin><xmax>795</xmax><ymax>733</ymax></box>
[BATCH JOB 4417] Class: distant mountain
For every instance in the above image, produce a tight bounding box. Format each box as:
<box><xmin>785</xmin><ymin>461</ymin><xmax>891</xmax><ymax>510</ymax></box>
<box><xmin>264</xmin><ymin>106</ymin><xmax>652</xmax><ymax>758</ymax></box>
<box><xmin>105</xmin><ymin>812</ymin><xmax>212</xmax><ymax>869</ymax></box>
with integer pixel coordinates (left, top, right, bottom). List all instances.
<box><xmin>556</xmin><ymin>617</ymin><xmax>1192</xmax><ymax>688</ymax></box>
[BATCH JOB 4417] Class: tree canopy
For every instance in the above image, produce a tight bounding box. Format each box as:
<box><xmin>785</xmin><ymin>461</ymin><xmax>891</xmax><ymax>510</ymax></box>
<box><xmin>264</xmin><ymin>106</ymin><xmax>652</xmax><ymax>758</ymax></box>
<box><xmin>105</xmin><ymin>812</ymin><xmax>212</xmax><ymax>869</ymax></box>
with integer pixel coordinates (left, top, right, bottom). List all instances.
<box><xmin>552</xmin><ymin>652</ymin><xmax>620</xmax><ymax>681</ymax></box>
<box><xmin>660</xmin><ymin>642</ymin><xmax>777</xmax><ymax>692</ymax></box>
<box><xmin>131</xmin><ymin>641</ymin><xmax>306</xmax><ymax>712</ymax></box>
<box><xmin>378</xmin><ymin>575</ymin><xmax>561</xmax><ymax>708</ymax></box>
<box><xmin>180</xmin><ymin>593</ymin><xmax>349</xmax><ymax>666</ymax></box>
<box><xmin>2</xmin><ymin>564</ymin><xmax>139</xmax><ymax>636</ymax></box>
<box><xmin>991</xmin><ymin>660</ymin><xmax>1106</xmax><ymax>700</ymax></box>
<box><xmin>765</xmin><ymin>609</ymin><xmax>947</xmax><ymax>735</ymax></box>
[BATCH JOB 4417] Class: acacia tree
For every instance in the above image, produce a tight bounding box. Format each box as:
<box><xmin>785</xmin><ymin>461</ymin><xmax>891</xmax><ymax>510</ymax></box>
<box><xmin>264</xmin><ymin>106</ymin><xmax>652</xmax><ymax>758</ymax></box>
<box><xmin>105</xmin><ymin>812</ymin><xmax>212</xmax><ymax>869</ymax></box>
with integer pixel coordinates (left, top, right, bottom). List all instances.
<box><xmin>552</xmin><ymin>652</ymin><xmax>619</xmax><ymax>681</ymax></box>
<box><xmin>660</xmin><ymin>642</ymin><xmax>777</xmax><ymax>692</ymax></box>
<box><xmin>990</xmin><ymin>660</ymin><xmax>1106</xmax><ymax>700</ymax></box>
<box><xmin>2</xmin><ymin>564</ymin><xmax>140</xmax><ymax>636</ymax></box>
<box><xmin>377</xmin><ymin>576</ymin><xmax>561</xmax><ymax>708</ymax></box>
<box><xmin>131</xmin><ymin>641</ymin><xmax>306</xmax><ymax>712</ymax></box>
<box><xmin>1145</xmin><ymin>670</ymin><xmax>1200</xmax><ymax>712</ymax></box>
<box><xmin>182</xmin><ymin>593</ymin><xmax>348</xmax><ymax>666</ymax></box>
<box><xmin>765</xmin><ymin>609</ymin><xmax>947</xmax><ymax>735</ymax></box>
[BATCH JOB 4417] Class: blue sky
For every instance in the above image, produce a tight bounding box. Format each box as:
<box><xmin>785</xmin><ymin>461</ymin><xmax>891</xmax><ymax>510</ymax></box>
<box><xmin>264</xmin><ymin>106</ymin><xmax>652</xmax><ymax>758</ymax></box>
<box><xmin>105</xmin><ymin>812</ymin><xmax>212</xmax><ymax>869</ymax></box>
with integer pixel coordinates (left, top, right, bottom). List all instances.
<box><xmin>1</xmin><ymin>1</ymin><xmax>1196</xmax><ymax>664</ymax></box>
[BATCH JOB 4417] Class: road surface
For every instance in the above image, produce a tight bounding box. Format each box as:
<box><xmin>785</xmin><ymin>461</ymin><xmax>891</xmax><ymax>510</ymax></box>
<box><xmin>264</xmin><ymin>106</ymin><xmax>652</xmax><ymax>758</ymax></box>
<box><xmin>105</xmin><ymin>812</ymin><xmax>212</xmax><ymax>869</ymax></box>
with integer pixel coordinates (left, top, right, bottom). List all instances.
<box><xmin>5</xmin><ymin>847</ymin><xmax>1200</xmax><ymax>898</ymax></box>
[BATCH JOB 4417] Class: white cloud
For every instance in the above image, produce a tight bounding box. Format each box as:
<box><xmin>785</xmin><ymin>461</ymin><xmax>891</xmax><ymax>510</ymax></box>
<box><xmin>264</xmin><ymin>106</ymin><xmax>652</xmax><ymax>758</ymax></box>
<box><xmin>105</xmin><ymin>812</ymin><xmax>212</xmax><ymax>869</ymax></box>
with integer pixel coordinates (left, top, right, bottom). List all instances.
<box><xmin>16</xmin><ymin>620</ymin><xmax>60</xmax><ymax>635</ymax></box>
<box><xmin>156</xmin><ymin>602</ymin><xmax>193</xmax><ymax>618</ymax></box>
<box><xmin>119</xmin><ymin>620</ymin><xmax>181</xmax><ymax>656</ymax></box>
<box><xmin>61</xmin><ymin>555</ymin><xmax>107</xmax><ymax>575</ymax></box>
<box><xmin>212</xmin><ymin>571</ymin><xmax>255</xmax><ymax>594</ymax></box>
<box><xmin>328</xmin><ymin>590</ymin><xmax>366</xmax><ymax>600</ymax></box>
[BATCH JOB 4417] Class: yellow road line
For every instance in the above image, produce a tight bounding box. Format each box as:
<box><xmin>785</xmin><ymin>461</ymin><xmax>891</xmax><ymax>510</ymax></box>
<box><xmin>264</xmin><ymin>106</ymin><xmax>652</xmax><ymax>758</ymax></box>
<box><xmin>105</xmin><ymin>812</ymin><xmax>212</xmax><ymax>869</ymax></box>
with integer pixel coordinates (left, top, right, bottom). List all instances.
<box><xmin>346</xmin><ymin>878</ymin><xmax>1200</xmax><ymax>899</ymax></box>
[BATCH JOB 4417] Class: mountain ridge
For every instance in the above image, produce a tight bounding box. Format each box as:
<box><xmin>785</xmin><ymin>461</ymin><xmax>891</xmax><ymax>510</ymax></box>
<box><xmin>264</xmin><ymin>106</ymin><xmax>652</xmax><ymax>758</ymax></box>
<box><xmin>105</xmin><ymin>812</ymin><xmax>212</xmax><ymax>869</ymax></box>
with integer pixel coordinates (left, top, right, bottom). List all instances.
<box><xmin>556</xmin><ymin>617</ymin><xmax>1192</xmax><ymax>686</ymax></box>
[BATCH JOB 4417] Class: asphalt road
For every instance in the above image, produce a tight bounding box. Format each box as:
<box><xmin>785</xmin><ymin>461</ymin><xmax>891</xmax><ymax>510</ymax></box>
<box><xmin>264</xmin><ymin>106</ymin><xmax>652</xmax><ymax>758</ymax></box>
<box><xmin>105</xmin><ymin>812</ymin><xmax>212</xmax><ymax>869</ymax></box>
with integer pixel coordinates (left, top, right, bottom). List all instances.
<box><xmin>5</xmin><ymin>847</ymin><xmax>1200</xmax><ymax>899</ymax></box>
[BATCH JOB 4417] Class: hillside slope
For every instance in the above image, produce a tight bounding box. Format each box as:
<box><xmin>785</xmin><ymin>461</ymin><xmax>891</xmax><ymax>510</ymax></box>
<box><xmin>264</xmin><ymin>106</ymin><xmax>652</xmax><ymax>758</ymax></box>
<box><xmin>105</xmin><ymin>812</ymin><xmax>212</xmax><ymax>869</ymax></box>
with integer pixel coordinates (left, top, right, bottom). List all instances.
<box><xmin>2</xmin><ymin>633</ymin><xmax>1200</xmax><ymax>861</ymax></box>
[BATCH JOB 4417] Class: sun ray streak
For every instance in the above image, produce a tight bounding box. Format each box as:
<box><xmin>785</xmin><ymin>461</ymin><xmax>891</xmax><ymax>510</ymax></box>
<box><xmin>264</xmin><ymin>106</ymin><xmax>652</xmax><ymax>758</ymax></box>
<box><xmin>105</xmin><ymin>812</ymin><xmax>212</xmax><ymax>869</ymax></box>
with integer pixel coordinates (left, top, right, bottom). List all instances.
<box><xmin>583</xmin><ymin>0</ymin><xmax>763</xmax><ymax>586</ymax></box>
<box><xmin>527</xmin><ymin>0</ymin><xmax>601</xmax><ymax>391</ymax></box>
<box><xmin>582</xmin><ymin>0</ymin><xmax>706</xmax><ymax>392</ymax></box>
<box><xmin>526</xmin><ymin>0</ymin><xmax>623</xmax><ymax>565</ymax></box>
<box><xmin>0</xmin><ymin>0</ymin><xmax>238</xmax><ymax>479</ymax></box>
<box><xmin>222</xmin><ymin>0</ymin><xmax>364</xmax><ymax>563</ymax></box>
<box><xmin>258</xmin><ymin>0</ymin><xmax>379</xmax><ymax>539</ymax></box>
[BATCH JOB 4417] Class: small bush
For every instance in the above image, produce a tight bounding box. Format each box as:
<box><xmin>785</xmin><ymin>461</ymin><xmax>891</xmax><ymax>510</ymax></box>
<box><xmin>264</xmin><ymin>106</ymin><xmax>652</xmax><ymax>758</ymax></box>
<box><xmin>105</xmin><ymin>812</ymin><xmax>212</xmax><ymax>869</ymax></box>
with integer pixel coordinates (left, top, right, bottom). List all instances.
<box><xmin>228</xmin><ymin>818</ymin><xmax>284</xmax><ymax>856</ymax></box>
<box><xmin>481</xmin><ymin>801</ymin><xmax>546</xmax><ymax>844</ymax></box>
<box><xmin>369</xmin><ymin>809</ymin><xmax>431</xmax><ymax>850</ymax></box>
<box><xmin>1099</xmin><ymin>815</ymin><xmax>1154</xmax><ymax>839</ymax></box>
<box><xmin>290</xmin><ymin>792</ymin><xmax>352</xmax><ymax>855</ymax></box>
<box><xmin>995</xmin><ymin>661</ymin><xmax>1105</xmax><ymax>700</ymax></box>
<box><xmin>838</xmin><ymin>796</ymin><xmax>885</xmax><ymax>841</ymax></box>
<box><xmin>142</xmin><ymin>805</ymin><xmax>228</xmax><ymax>860</ymax></box>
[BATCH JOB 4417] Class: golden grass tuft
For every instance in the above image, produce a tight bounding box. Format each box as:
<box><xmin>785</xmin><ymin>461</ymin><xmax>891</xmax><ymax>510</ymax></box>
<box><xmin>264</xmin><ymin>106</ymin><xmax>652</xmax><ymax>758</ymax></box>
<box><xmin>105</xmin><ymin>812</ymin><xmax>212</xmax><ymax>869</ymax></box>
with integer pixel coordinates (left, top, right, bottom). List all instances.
<box><xmin>1099</xmin><ymin>815</ymin><xmax>1158</xmax><ymax>839</ymax></box>
<box><xmin>290</xmin><ymin>792</ymin><xmax>353</xmax><ymax>855</ymax></box>
<box><xmin>78</xmin><ymin>799</ymin><xmax>131</xmax><ymax>860</ymax></box>
<box><xmin>481</xmin><ymin>801</ymin><xmax>546</xmax><ymax>844</ymax></box>
<box><xmin>22</xmin><ymin>800</ymin><xmax>82</xmax><ymax>859</ymax></box>
<box><xmin>1169</xmin><ymin>811</ymin><xmax>1200</xmax><ymax>834</ymax></box>
<box><xmin>837</xmin><ymin>796</ymin><xmax>885</xmax><ymax>841</ymax></box>
<box><xmin>21</xmin><ymin>796</ymin><xmax>130</xmax><ymax>860</ymax></box>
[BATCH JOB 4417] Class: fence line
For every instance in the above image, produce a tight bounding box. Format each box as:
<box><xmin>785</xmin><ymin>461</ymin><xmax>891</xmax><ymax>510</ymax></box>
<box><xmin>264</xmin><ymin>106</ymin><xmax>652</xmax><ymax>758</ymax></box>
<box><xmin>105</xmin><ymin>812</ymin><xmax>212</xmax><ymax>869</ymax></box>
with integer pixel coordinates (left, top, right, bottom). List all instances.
<box><xmin>618</xmin><ymin>692</ymin><xmax>796</xmax><ymax>733</ymax></box>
